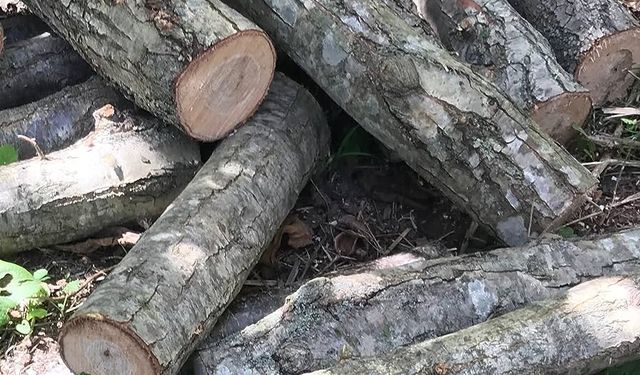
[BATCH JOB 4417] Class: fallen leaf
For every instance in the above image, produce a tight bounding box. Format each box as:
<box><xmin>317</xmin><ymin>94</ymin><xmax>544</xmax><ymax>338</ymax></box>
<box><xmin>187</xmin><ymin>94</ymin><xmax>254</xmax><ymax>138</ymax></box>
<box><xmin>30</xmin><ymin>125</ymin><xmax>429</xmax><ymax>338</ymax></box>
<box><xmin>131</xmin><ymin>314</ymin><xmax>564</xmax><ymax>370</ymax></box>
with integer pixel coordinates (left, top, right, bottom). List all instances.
<box><xmin>282</xmin><ymin>216</ymin><xmax>313</xmax><ymax>248</ymax></box>
<box><xmin>337</xmin><ymin>215</ymin><xmax>369</xmax><ymax>235</ymax></box>
<box><xmin>334</xmin><ymin>232</ymin><xmax>359</xmax><ymax>256</ymax></box>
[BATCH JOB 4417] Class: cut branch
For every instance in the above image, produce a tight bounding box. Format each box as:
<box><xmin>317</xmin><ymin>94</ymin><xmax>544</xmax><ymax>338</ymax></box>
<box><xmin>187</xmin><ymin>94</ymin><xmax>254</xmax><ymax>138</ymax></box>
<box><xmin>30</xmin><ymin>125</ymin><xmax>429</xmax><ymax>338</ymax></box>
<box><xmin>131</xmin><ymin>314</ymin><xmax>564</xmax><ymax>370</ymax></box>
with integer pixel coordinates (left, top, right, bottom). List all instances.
<box><xmin>193</xmin><ymin>229</ymin><xmax>640</xmax><ymax>374</ymax></box>
<box><xmin>58</xmin><ymin>74</ymin><xmax>330</xmax><ymax>375</ymax></box>
<box><xmin>22</xmin><ymin>0</ymin><xmax>276</xmax><ymax>141</ymax></box>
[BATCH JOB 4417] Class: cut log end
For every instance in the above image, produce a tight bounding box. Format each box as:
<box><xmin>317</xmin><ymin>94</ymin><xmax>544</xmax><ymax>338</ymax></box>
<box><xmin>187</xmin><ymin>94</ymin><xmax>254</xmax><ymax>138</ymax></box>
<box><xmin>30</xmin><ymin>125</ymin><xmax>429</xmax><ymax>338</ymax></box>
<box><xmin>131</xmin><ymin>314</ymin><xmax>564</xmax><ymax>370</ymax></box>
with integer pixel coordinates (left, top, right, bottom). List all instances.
<box><xmin>60</xmin><ymin>315</ymin><xmax>159</xmax><ymax>375</ymax></box>
<box><xmin>576</xmin><ymin>28</ymin><xmax>640</xmax><ymax>106</ymax></box>
<box><xmin>531</xmin><ymin>92</ymin><xmax>592</xmax><ymax>144</ymax></box>
<box><xmin>175</xmin><ymin>30</ymin><xmax>276</xmax><ymax>141</ymax></box>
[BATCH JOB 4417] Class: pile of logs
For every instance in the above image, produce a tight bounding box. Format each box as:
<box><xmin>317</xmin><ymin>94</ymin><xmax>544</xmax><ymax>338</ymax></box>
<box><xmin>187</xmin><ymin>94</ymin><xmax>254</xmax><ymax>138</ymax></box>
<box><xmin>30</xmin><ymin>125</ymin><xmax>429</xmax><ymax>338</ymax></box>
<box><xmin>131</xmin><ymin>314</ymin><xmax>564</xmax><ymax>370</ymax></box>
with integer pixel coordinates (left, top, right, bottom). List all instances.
<box><xmin>0</xmin><ymin>0</ymin><xmax>639</xmax><ymax>374</ymax></box>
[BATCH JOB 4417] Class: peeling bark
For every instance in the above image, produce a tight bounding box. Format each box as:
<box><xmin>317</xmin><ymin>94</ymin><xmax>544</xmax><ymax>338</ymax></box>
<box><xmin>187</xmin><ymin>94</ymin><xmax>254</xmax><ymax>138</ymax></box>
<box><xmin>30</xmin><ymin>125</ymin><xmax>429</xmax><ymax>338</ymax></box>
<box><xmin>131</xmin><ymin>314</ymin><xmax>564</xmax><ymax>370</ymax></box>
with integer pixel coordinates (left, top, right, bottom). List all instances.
<box><xmin>58</xmin><ymin>74</ymin><xmax>330</xmax><ymax>375</ymax></box>
<box><xmin>507</xmin><ymin>0</ymin><xmax>640</xmax><ymax>105</ymax></box>
<box><xmin>193</xmin><ymin>229</ymin><xmax>640</xmax><ymax>374</ymax></box>
<box><xmin>23</xmin><ymin>0</ymin><xmax>276</xmax><ymax>141</ymax></box>
<box><xmin>0</xmin><ymin>77</ymin><xmax>127</xmax><ymax>159</ymax></box>
<box><xmin>404</xmin><ymin>0</ymin><xmax>591</xmax><ymax>143</ymax></box>
<box><xmin>231</xmin><ymin>0</ymin><xmax>597</xmax><ymax>246</ymax></box>
<box><xmin>0</xmin><ymin>32</ymin><xmax>93</xmax><ymax>109</ymax></box>
<box><xmin>0</xmin><ymin>102</ymin><xmax>201</xmax><ymax>255</ymax></box>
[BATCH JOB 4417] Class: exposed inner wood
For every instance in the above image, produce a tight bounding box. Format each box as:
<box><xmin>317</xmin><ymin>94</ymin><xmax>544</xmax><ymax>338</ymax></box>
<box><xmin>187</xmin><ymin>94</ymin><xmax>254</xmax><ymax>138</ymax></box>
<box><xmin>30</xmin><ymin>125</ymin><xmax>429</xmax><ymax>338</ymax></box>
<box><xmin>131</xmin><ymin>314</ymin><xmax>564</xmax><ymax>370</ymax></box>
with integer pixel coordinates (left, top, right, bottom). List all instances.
<box><xmin>176</xmin><ymin>30</ymin><xmax>275</xmax><ymax>140</ymax></box>
<box><xmin>576</xmin><ymin>28</ymin><xmax>640</xmax><ymax>105</ymax></box>
<box><xmin>531</xmin><ymin>92</ymin><xmax>592</xmax><ymax>143</ymax></box>
<box><xmin>61</xmin><ymin>316</ymin><xmax>157</xmax><ymax>375</ymax></box>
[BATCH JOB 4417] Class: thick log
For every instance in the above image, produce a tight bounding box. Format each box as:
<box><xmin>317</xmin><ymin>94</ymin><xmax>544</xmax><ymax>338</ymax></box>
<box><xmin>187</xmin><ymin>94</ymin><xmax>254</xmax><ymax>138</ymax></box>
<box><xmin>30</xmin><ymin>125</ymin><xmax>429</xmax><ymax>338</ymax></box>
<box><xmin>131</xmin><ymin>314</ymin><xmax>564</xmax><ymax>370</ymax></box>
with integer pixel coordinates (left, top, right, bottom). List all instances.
<box><xmin>508</xmin><ymin>0</ymin><xmax>640</xmax><ymax>106</ymax></box>
<box><xmin>307</xmin><ymin>274</ymin><xmax>640</xmax><ymax>375</ymax></box>
<box><xmin>0</xmin><ymin>33</ymin><xmax>93</xmax><ymax>109</ymax></box>
<box><xmin>192</xmin><ymin>229</ymin><xmax>640</xmax><ymax>374</ymax></box>
<box><xmin>0</xmin><ymin>103</ymin><xmax>200</xmax><ymax>255</ymax></box>
<box><xmin>407</xmin><ymin>0</ymin><xmax>591</xmax><ymax>143</ymax></box>
<box><xmin>0</xmin><ymin>77</ymin><xmax>126</xmax><ymax>159</ymax></box>
<box><xmin>58</xmin><ymin>74</ymin><xmax>330</xmax><ymax>375</ymax></box>
<box><xmin>231</xmin><ymin>0</ymin><xmax>597</xmax><ymax>246</ymax></box>
<box><xmin>0</xmin><ymin>15</ymin><xmax>49</xmax><ymax>44</ymax></box>
<box><xmin>22</xmin><ymin>0</ymin><xmax>276</xmax><ymax>141</ymax></box>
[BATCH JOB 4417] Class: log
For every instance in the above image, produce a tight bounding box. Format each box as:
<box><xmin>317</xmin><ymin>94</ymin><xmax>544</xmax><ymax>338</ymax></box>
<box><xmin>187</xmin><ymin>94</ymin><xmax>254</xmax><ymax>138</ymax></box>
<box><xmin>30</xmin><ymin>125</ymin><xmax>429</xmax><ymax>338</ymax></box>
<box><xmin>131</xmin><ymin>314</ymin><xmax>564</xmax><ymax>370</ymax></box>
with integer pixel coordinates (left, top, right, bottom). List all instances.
<box><xmin>22</xmin><ymin>0</ymin><xmax>276</xmax><ymax>141</ymax></box>
<box><xmin>507</xmin><ymin>0</ymin><xmax>640</xmax><ymax>106</ymax></box>
<box><xmin>0</xmin><ymin>77</ymin><xmax>126</xmax><ymax>159</ymax></box>
<box><xmin>0</xmin><ymin>14</ymin><xmax>49</xmax><ymax>44</ymax></box>
<box><xmin>58</xmin><ymin>74</ymin><xmax>330</xmax><ymax>375</ymax></box>
<box><xmin>406</xmin><ymin>0</ymin><xmax>591</xmax><ymax>143</ymax></box>
<box><xmin>306</xmin><ymin>274</ymin><xmax>640</xmax><ymax>375</ymax></box>
<box><xmin>192</xmin><ymin>228</ymin><xmax>640</xmax><ymax>374</ymax></box>
<box><xmin>230</xmin><ymin>0</ymin><xmax>597</xmax><ymax>246</ymax></box>
<box><xmin>0</xmin><ymin>32</ymin><xmax>93</xmax><ymax>109</ymax></box>
<box><xmin>0</xmin><ymin>102</ymin><xmax>200</xmax><ymax>255</ymax></box>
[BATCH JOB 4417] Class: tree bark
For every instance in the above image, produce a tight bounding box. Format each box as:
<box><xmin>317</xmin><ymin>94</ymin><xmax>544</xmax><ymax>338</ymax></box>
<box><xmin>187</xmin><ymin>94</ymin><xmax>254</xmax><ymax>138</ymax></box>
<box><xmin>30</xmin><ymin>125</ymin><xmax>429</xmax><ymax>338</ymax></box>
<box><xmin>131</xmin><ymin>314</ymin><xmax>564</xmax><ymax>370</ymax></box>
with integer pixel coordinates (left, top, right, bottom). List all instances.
<box><xmin>0</xmin><ymin>77</ymin><xmax>127</xmax><ymax>160</ymax></box>
<box><xmin>230</xmin><ymin>0</ymin><xmax>597</xmax><ymax>246</ymax></box>
<box><xmin>0</xmin><ymin>103</ymin><xmax>200</xmax><ymax>255</ymax></box>
<box><xmin>192</xmin><ymin>229</ymin><xmax>640</xmax><ymax>374</ymax></box>
<box><xmin>58</xmin><ymin>74</ymin><xmax>330</xmax><ymax>375</ymax></box>
<box><xmin>306</xmin><ymin>274</ymin><xmax>640</xmax><ymax>375</ymax></box>
<box><xmin>22</xmin><ymin>0</ymin><xmax>276</xmax><ymax>141</ymax></box>
<box><xmin>507</xmin><ymin>0</ymin><xmax>640</xmax><ymax>106</ymax></box>
<box><xmin>0</xmin><ymin>15</ymin><xmax>49</xmax><ymax>45</ymax></box>
<box><xmin>0</xmin><ymin>32</ymin><xmax>93</xmax><ymax>110</ymax></box>
<box><xmin>405</xmin><ymin>0</ymin><xmax>591</xmax><ymax>143</ymax></box>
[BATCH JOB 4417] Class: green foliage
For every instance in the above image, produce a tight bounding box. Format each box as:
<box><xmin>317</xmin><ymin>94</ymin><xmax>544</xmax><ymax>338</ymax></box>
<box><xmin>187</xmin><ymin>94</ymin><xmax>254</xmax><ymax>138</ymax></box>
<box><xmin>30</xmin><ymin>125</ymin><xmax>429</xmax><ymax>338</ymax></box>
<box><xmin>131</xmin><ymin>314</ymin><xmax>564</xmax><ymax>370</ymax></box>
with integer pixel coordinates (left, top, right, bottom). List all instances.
<box><xmin>556</xmin><ymin>226</ymin><xmax>575</xmax><ymax>239</ymax></box>
<box><xmin>621</xmin><ymin>117</ymin><xmax>639</xmax><ymax>138</ymax></box>
<box><xmin>326</xmin><ymin>125</ymin><xmax>380</xmax><ymax>168</ymax></box>
<box><xmin>0</xmin><ymin>144</ymin><xmax>18</xmax><ymax>165</ymax></box>
<box><xmin>0</xmin><ymin>260</ymin><xmax>49</xmax><ymax>332</ymax></box>
<box><xmin>575</xmin><ymin>136</ymin><xmax>597</xmax><ymax>161</ymax></box>
<box><xmin>62</xmin><ymin>280</ymin><xmax>81</xmax><ymax>295</ymax></box>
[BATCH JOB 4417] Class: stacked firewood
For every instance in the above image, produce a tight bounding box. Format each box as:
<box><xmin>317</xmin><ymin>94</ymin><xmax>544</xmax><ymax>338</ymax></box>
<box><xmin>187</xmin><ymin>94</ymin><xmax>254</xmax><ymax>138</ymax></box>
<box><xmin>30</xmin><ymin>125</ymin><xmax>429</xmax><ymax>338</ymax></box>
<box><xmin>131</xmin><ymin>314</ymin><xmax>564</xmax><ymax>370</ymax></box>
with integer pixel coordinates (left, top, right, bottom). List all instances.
<box><xmin>1</xmin><ymin>0</ymin><xmax>639</xmax><ymax>374</ymax></box>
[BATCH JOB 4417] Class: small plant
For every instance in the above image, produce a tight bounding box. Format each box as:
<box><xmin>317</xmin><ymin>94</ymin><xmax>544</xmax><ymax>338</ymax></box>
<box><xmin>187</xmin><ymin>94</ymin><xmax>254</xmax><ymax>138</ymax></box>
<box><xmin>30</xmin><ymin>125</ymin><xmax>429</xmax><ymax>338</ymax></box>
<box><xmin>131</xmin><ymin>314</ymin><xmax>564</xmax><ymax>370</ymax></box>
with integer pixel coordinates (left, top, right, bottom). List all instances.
<box><xmin>0</xmin><ymin>260</ymin><xmax>50</xmax><ymax>335</ymax></box>
<box><xmin>326</xmin><ymin>125</ymin><xmax>380</xmax><ymax>168</ymax></box>
<box><xmin>0</xmin><ymin>144</ymin><xmax>18</xmax><ymax>165</ymax></box>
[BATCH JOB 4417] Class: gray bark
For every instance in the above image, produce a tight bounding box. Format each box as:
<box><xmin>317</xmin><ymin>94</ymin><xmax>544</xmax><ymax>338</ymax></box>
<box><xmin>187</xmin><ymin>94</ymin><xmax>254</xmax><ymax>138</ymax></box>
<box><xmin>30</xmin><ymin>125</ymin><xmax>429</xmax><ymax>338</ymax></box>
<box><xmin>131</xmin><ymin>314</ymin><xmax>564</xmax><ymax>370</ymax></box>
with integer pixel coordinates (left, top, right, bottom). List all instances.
<box><xmin>58</xmin><ymin>74</ymin><xmax>330</xmax><ymax>375</ymax></box>
<box><xmin>22</xmin><ymin>0</ymin><xmax>276</xmax><ymax>141</ymax></box>
<box><xmin>0</xmin><ymin>32</ymin><xmax>93</xmax><ymax>109</ymax></box>
<box><xmin>231</xmin><ymin>0</ymin><xmax>597</xmax><ymax>246</ymax></box>
<box><xmin>193</xmin><ymin>229</ymin><xmax>640</xmax><ymax>375</ymax></box>
<box><xmin>0</xmin><ymin>101</ymin><xmax>200</xmax><ymax>255</ymax></box>
<box><xmin>507</xmin><ymin>0</ymin><xmax>640</xmax><ymax>105</ymax></box>
<box><xmin>406</xmin><ymin>0</ymin><xmax>591</xmax><ymax>143</ymax></box>
<box><xmin>307</xmin><ymin>273</ymin><xmax>640</xmax><ymax>375</ymax></box>
<box><xmin>0</xmin><ymin>77</ymin><xmax>127</xmax><ymax>160</ymax></box>
<box><xmin>0</xmin><ymin>15</ymin><xmax>49</xmax><ymax>44</ymax></box>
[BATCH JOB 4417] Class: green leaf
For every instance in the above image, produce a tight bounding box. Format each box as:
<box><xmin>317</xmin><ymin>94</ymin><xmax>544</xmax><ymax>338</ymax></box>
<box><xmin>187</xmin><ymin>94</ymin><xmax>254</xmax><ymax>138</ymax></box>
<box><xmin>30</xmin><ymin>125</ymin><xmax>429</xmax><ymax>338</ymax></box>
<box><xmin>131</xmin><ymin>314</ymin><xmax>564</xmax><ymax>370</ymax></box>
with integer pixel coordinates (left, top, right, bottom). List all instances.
<box><xmin>15</xmin><ymin>320</ymin><xmax>31</xmax><ymax>335</ymax></box>
<box><xmin>32</xmin><ymin>269</ymin><xmax>48</xmax><ymax>281</ymax></box>
<box><xmin>0</xmin><ymin>144</ymin><xmax>18</xmax><ymax>166</ymax></box>
<box><xmin>26</xmin><ymin>307</ymin><xmax>48</xmax><ymax>320</ymax></box>
<box><xmin>62</xmin><ymin>280</ymin><xmax>81</xmax><ymax>295</ymax></box>
<box><xmin>0</xmin><ymin>260</ymin><xmax>49</xmax><ymax>328</ymax></box>
<box><xmin>556</xmin><ymin>227</ymin><xmax>575</xmax><ymax>239</ymax></box>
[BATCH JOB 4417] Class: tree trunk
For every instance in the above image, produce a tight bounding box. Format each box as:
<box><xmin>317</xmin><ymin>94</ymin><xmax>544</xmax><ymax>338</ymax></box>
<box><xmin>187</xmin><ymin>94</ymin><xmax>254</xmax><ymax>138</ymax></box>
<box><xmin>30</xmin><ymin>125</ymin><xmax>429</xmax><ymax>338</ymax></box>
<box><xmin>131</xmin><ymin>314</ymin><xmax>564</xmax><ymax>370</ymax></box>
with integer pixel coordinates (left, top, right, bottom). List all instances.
<box><xmin>507</xmin><ymin>0</ymin><xmax>640</xmax><ymax>106</ymax></box>
<box><xmin>405</xmin><ymin>0</ymin><xmax>591</xmax><ymax>143</ymax></box>
<box><xmin>0</xmin><ymin>33</ymin><xmax>93</xmax><ymax>110</ymax></box>
<box><xmin>0</xmin><ymin>103</ymin><xmax>200</xmax><ymax>255</ymax></box>
<box><xmin>58</xmin><ymin>74</ymin><xmax>330</xmax><ymax>375</ymax></box>
<box><xmin>22</xmin><ymin>0</ymin><xmax>276</xmax><ymax>141</ymax></box>
<box><xmin>0</xmin><ymin>77</ymin><xmax>127</xmax><ymax>159</ymax></box>
<box><xmin>192</xmin><ymin>229</ymin><xmax>640</xmax><ymax>374</ymax></box>
<box><xmin>230</xmin><ymin>0</ymin><xmax>597</xmax><ymax>246</ymax></box>
<box><xmin>0</xmin><ymin>15</ymin><xmax>49</xmax><ymax>45</ymax></box>
<box><xmin>306</xmin><ymin>274</ymin><xmax>640</xmax><ymax>375</ymax></box>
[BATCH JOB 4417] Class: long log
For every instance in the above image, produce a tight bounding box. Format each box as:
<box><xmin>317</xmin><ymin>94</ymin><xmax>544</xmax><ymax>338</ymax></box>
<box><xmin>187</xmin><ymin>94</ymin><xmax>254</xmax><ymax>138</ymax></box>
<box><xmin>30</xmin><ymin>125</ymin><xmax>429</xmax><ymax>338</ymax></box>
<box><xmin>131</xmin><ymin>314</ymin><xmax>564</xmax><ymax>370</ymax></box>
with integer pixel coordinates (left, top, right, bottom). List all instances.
<box><xmin>22</xmin><ymin>0</ymin><xmax>276</xmax><ymax>141</ymax></box>
<box><xmin>58</xmin><ymin>74</ymin><xmax>330</xmax><ymax>375</ymax></box>
<box><xmin>406</xmin><ymin>0</ymin><xmax>591</xmax><ymax>143</ymax></box>
<box><xmin>0</xmin><ymin>77</ymin><xmax>126</xmax><ymax>159</ymax></box>
<box><xmin>231</xmin><ymin>0</ymin><xmax>597</xmax><ymax>246</ymax></box>
<box><xmin>507</xmin><ymin>0</ymin><xmax>640</xmax><ymax>106</ymax></box>
<box><xmin>306</xmin><ymin>274</ymin><xmax>640</xmax><ymax>375</ymax></box>
<box><xmin>192</xmin><ymin>229</ymin><xmax>640</xmax><ymax>374</ymax></box>
<box><xmin>0</xmin><ymin>33</ymin><xmax>93</xmax><ymax>110</ymax></box>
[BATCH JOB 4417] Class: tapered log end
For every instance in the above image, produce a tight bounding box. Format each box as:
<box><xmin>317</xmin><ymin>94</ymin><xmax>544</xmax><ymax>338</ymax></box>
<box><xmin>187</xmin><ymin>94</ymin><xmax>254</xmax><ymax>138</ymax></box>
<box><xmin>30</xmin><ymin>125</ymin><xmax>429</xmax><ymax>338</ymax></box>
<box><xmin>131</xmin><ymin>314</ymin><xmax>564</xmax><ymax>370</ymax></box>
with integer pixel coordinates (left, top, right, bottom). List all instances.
<box><xmin>531</xmin><ymin>92</ymin><xmax>592</xmax><ymax>144</ymax></box>
<box><xmin>175</xmin><ymin>30</ymin><xmax>276</xmax><ymax>141</ymax></box>
<box><xmin>576</xmin><ymin>28</ymin><xmax>640</xmax><ymax>106</ymax></box>
<box><xmin>60</xmin><ymin>315</ymin><xmax>159</xmax><ymax>375</ymax></box>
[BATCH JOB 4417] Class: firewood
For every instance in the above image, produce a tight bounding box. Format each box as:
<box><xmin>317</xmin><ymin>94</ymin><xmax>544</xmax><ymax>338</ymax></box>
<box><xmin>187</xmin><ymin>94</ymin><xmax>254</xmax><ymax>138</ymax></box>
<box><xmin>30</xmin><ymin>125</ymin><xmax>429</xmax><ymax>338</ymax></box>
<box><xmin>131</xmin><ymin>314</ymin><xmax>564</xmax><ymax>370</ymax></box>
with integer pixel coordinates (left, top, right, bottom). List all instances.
<box><xmin>0</xmin><ymin>77</ymin><xmax>126</xmax><ymax>159</ymax></box>
<box><xmin>0</xmin><ymin>33</ymin><xmax>93</xmax><ymax>109</ymax></box>
<box><xmin>230</xmin><ymin>0</ymin><xmax>597</xmax><ymax>246</ymax></box>
<box><xmin>508</xmin><ymin>0</ymin><xmax>640</xmax><ymax>105</ymax></box>
<box><xmin>58</xmin><ymin>74</ymin><xmax>330</xmax><ymax>375</ymax></box>
<box><xmin>22</xmin><ymin>0</ymin><xmax>276</xmax><ymax>141</ymax></box>
<box><xmin>306</xmin><ymin>273</ymin><xmax>640</xmax><ymax>375</ymax></box>
<box><xmin>0</xmin><ymin>99</ymin><xmax>200</xmax><ymax>255</ymax></box>
<box><xmin>193</xmin><ymin>229</ymin><xmax>640</xmax><ymax>374</ymax></box>
<box><xmin>405</xmin><ymin>0</ymin><xmax>592</xmax><ymax>143</ymax></box>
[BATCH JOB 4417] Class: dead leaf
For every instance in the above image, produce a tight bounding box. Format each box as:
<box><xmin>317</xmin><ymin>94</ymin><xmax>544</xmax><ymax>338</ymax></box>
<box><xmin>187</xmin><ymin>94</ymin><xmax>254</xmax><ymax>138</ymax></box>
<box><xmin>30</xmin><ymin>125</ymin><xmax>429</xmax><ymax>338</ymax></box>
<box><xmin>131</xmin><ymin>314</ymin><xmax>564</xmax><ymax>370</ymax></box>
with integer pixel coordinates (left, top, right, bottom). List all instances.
<box><xmin>337</xmin><ymin>215</ymin><xmax>369</xmax><ymax>234</ymax></box>
<box><xmin>334</xmin><ymin>232</ymin><xmax>359</xmax><ymax>256</ymax></box>
<box><xmin>261</xmin><ymin>215</ymin><xmax>313</xmax><ymax>266</ymax></box>
<box><xmin>602</xmin><ymin>107</ymin><xmax>640</xmax><ymax>119</ymax></box>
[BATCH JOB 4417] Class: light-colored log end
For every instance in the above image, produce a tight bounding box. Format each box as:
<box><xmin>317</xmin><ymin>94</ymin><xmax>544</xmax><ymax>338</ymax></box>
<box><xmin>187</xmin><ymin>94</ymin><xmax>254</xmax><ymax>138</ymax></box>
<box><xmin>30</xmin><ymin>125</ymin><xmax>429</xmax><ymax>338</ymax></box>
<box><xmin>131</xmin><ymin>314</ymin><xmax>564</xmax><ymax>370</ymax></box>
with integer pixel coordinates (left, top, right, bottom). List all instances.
<box><xmin>175</xmin><ymin>29</ymin><xmax>276</xmax><ymax>141</ymax></box>
<box><xmin>576</xmin><ymin>28</ymin><xmax>640</xmax><ymax>106</ymax></box>
<box><xmin>531</xmin><ymin>91</ymin><xmax>592</xmax><ymax>144</ymax></box>
<box><xmin>60</xmin><ymin>315</ymin><xmax>159</xmax><ymax>375</ymax></box>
